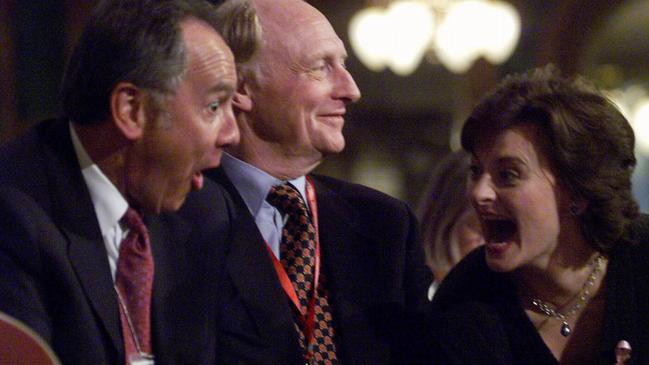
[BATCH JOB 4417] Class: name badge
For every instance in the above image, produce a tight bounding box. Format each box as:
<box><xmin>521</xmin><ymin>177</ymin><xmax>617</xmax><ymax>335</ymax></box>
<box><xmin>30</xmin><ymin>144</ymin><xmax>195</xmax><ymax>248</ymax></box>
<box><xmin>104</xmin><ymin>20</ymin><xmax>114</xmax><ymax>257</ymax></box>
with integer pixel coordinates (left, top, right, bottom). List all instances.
<box><xmin>130</xmin><ymin>354</ymin><xmax>154</xmax><ymax>365</ymax></box>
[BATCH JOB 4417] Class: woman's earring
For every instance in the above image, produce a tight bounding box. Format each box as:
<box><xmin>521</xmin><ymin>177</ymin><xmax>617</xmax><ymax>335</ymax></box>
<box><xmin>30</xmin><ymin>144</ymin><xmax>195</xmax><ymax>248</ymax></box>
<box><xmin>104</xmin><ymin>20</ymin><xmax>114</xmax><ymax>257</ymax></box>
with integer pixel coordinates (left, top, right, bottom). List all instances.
<box><xmin>569</xmin><ymin>202</ymin><xmax>581</xmax><ymax>216</ymax></box>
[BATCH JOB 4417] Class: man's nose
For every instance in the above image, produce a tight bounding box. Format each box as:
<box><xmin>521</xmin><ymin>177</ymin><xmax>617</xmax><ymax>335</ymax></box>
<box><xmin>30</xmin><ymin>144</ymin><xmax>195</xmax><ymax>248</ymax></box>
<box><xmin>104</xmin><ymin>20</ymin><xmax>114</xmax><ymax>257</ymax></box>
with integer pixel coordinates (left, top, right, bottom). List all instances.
<box><xmin>217</xmin><ymin>104</ymin><xmax>240</xmax><ymax>148</ymax></box>
<box><xmin>334</xmin><ymin>66</ymin><xmax>361</xmax><ymax>104</ymax></box>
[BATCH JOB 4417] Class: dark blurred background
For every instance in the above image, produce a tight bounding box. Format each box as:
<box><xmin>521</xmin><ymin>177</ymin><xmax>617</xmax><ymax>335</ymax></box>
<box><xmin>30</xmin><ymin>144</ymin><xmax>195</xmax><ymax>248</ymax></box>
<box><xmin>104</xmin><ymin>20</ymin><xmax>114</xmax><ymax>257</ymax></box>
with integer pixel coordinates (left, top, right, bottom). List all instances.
<box><xmin>1</xmin><ymin>0</ymin><xmax>648</xmax><ymax>210</ymax></box>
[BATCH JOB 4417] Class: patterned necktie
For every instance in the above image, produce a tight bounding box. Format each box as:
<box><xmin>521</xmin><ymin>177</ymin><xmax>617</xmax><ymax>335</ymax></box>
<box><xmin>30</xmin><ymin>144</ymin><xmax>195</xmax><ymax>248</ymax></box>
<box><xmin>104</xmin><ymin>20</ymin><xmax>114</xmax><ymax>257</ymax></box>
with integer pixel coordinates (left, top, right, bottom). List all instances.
<box><xmin>267</xmin><ymin>183</ymin><xmax>338</xmax><ymax>365</ymax></box>
<box><xmin>115</xmin><ymin>208</ymin><xmax>154</xmax><ymax>363</ymax></box>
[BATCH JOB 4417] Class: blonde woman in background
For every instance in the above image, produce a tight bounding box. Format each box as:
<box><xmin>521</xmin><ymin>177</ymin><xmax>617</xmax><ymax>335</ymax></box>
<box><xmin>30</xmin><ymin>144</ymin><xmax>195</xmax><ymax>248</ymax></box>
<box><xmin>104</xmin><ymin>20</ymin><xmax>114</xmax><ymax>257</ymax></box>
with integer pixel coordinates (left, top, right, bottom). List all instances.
<box><xmin>418</xmin><ymin>150</ymin><xmax>484</xmax><ymax>300</ymax></box>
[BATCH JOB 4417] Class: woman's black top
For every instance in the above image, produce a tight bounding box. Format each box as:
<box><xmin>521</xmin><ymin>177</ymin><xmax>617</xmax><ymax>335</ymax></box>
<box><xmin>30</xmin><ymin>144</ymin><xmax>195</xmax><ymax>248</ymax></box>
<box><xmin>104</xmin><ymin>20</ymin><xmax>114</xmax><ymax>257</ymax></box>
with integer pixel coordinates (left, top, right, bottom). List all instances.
<box><xmin>426</xmin><ymin>216</ymin><xmax>649</xmax><ymax>365</ymax></box>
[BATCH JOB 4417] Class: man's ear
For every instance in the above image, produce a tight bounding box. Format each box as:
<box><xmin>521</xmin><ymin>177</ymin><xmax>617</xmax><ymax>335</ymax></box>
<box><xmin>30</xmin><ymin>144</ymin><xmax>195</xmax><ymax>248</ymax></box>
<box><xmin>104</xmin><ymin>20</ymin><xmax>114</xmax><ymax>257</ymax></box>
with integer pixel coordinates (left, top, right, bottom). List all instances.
<box><xmin>110</xmin><ymin>82</ymin><xmax>147</xmax><ymax>141</ymax></box>
<box><xmin>233</xmin><ymin>77</ymin><xmax>253</xmax><ymax>112</ymax></box>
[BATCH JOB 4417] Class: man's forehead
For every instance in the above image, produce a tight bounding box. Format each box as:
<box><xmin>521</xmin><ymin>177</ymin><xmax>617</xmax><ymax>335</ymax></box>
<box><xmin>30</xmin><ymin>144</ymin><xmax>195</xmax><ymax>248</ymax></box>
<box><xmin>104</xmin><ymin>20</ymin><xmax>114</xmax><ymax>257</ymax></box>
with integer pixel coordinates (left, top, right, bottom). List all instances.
<box><xmin>252</xmin><ymin>0</ymin><xmax>314</xmax><ymax>19</ymax></box>
<box><xmin>253</xmin><ymin>0</ymin><xmax>331</xmax><ymax>36</ymax></box>
<box><xmin>181</xmin><ymin>18</ymin><xmax>236</xmax><ymax>84</ymax></box>
<box><xmin>252</xmin><ymin>0</ymin><xmax>343</xmax><ymax>59</ymax></box>
<box><xmin>181</xmin><ymin>17</ymin><xmax>229</xmax><ymax>52</ymax></box>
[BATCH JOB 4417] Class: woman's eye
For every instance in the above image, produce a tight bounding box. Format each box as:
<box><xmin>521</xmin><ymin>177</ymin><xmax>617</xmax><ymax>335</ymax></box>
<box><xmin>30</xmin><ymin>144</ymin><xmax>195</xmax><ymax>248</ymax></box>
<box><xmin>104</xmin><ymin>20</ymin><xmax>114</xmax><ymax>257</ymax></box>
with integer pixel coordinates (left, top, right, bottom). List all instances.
<box><xmin>469</xmin><ymin>164</ymin><xmax>481</xmax><ymax>180</ymax></box>
<box><xmin>500</xmin><ymin>169</ymin><xmax>519</xmax><ymax>184</ymax></box>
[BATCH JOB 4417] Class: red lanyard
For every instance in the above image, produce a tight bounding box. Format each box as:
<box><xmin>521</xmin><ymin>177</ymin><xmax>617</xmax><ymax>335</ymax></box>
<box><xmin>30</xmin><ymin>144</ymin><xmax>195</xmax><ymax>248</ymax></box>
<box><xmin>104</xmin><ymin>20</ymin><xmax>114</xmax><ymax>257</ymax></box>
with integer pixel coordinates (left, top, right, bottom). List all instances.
<box><xmin>265</xmin><ymin>176</ymin><xmax>320</xmax><ymax>360</ymax></box>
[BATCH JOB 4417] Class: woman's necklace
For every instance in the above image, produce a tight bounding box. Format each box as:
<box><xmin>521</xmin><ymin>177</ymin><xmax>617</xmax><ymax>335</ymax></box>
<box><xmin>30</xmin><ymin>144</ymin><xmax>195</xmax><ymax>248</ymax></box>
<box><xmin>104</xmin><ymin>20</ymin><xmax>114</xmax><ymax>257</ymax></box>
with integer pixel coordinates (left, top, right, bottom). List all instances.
<box><xmin>530</xmin><ymin>254</ymin><xmax>606</xmax><ymax>337</ymax></box>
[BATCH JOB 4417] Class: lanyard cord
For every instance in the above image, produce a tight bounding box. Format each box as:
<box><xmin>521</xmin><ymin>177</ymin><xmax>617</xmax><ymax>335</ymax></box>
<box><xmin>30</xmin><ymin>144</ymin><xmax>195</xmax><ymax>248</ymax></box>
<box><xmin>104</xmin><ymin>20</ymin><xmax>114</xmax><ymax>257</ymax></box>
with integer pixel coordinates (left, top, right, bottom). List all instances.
<box><xmin>265</xmin><ymin>177</ymin><xmax>321</xmax><ymax>360</ymax></box>
<box><xmin>114</xmin><ymin>286</ymin><xmax>154</xmax><ymax>359</ymax></box>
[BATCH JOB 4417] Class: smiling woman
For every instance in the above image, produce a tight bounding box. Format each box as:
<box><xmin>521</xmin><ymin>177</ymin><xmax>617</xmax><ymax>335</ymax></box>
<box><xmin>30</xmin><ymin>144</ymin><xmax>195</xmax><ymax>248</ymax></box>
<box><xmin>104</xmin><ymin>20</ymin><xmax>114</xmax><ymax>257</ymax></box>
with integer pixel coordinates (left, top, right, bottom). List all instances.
<box><xmin>425</xmin><ymin>65</ymin><xmax>649</xmax><ymax>365</ymax></box>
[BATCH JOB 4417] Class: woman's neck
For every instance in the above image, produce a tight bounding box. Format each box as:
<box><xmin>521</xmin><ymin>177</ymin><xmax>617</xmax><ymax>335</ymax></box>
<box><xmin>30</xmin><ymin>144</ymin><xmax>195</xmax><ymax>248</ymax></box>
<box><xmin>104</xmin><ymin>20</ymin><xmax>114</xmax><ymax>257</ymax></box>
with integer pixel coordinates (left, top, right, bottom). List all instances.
<box><xmin>515</xmin><ymin>238</ymin><xmax>604</xmax><ymax>307</ymax></box>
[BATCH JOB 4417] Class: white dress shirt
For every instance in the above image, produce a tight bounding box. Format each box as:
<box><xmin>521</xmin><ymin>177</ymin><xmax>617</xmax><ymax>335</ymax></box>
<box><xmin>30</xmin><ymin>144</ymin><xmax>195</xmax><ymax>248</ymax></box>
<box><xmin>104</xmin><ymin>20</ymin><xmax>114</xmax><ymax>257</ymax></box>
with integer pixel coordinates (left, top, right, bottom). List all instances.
<box><xmin>220</xmin><ymin>152</ymin><xmax>308</xmax><ymax>259</ymax></box>
<box><xmin>69</xmin><ymin>123</ymin><xmax>129</xmax><ymax>281</ymax></box>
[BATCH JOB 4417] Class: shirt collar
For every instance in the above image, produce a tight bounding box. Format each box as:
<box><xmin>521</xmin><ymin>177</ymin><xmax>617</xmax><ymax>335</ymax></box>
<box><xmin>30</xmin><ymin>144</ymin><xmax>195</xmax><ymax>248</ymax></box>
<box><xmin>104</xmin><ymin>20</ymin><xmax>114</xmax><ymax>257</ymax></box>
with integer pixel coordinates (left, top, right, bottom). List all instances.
<box><xmin>221</xmin><ymin>152</ymin><xmax>308</xmax><ymax>215</ymax></box>
<box><xmin>69</xmin><ymin>123</ymin><xmax>129</xmax><ymax>236</ymax></box>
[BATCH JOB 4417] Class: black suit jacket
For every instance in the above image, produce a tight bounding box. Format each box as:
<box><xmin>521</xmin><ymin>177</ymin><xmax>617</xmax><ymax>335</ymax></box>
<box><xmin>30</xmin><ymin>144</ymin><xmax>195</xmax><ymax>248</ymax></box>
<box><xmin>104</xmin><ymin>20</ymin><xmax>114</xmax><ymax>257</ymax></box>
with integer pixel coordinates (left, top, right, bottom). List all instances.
<box><xmin>426</xmin><ymin>216</ymin><xmax>649</xmax><ymax>365</ymax></box>
<box><xmin>0</xmin><ymin>118</ymin><xmax>232</xmax><ymax>364</ymax></box>
<box><xmin>207</xmin><ymin>167</ymin><xmax>431</xmax><ymax>365</ymax></box>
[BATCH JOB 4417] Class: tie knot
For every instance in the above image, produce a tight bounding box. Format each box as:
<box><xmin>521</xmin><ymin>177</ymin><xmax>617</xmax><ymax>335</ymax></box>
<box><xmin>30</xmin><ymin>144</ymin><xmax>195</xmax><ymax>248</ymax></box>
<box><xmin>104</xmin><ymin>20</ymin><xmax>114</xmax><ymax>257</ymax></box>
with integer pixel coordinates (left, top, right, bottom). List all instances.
<box><xmin>121</xmin><ymin>208</ymin><xmax>147</xmax><ymax>237</ymax></box>
<box><xmin>267</xmin><ymin>183</ymin><xmax>309</xmax><ymax>217</ymax></box>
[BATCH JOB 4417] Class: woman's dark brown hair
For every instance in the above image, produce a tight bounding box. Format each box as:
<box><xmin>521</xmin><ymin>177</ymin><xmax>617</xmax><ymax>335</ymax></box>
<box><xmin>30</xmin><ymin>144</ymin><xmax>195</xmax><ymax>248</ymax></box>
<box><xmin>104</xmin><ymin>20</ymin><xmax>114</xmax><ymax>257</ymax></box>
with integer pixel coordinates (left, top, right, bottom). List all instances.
<box><xmin>461</xmin><ymin>65</ymin><xmax>638</xmax><ymax>252</ymax></box>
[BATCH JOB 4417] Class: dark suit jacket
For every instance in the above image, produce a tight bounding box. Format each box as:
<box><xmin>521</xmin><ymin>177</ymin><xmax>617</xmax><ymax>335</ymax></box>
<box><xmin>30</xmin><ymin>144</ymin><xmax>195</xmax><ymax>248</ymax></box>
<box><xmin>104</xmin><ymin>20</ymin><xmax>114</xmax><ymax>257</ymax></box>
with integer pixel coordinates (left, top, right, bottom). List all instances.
<box><xmin>0</xmin><ymin>118</ymin><xmax>233</xmax><ymax>364</ymax></box>
<box><xmin>426</xmin><ymin>216</ymin><xmax>649</xmax><ymax>365</ymax></box>
<box><xmin>207</xmin><ymin>167</ymin><xmax>431</xmax><ymax>365</ymax></box>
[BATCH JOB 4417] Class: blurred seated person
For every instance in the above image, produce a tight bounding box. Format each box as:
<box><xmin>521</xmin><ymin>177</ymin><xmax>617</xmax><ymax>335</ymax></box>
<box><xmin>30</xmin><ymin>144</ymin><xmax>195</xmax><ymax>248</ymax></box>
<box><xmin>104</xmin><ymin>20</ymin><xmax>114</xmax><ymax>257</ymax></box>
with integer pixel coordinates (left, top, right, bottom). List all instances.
<box><xmin>417</xmin><ymin>150</ymin><xmax>484</xmax><ymax>299</ymax></box>
<box><xmin>427</xmin><ymin>65</ymin><xmax>649</xmax><ymax>364</ymax></box>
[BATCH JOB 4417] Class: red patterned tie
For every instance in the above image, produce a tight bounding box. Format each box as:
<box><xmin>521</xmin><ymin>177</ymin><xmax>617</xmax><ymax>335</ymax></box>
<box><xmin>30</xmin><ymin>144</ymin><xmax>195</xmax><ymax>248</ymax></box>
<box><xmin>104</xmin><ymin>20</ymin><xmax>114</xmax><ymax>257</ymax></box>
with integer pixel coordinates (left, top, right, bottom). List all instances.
<box><xmin>115</xmin><ymin>208</ymin><xmax>154</xmax><ymax>364</ymax></box>
<box><xmin>267</xmin><ymin>183</ymin><xmax>338</xmax><ymax>364</ymax></box>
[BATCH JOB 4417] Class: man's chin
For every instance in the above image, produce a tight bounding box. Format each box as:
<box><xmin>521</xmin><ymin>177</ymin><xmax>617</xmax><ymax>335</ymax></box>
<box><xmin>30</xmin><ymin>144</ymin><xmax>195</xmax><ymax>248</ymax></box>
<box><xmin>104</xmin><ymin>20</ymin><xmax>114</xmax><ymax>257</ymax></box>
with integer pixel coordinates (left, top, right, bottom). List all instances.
<box><xmin>158</xmin><ymin>189</ymin><xmax>192</xmax><ymax>214</ymax></box>
<box><xmin>318</xmin><ymin>137</ymin><xmax>345</xmax><ymax>155</ymax></box>
<box><xmin>162</xmin><ymin>197</ymin><xmax>187</xmax><ymax>213</ymax></box>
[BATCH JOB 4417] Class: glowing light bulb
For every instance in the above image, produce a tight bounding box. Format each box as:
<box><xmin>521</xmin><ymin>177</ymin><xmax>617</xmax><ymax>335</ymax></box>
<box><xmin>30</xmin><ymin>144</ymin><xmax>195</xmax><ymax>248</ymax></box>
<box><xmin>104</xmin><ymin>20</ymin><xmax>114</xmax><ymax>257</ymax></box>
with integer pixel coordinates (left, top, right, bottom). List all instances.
<box><xmin>349</xmin><ymin>0</ymin><xmax>521</xmax><ymax>75</ymax></box>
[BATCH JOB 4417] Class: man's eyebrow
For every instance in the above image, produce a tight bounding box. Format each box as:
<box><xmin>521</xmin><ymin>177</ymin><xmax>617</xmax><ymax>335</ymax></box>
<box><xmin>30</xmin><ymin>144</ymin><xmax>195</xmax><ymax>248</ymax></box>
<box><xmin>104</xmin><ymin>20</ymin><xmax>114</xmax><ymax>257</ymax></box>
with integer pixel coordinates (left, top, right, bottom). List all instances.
<box><xmin>207</xmin><ymin>83</ymin><xmax>235</xmax><ymax>95</ymax></box>
<box><xmin>302</xmin><ymin>47</ymin><xmax>348</xmax><ymax>64</ymax></box>
<box><xmin>300</xmin><ymin>51</ymin><xmax>326</xmax><ymax>64</ymax></box>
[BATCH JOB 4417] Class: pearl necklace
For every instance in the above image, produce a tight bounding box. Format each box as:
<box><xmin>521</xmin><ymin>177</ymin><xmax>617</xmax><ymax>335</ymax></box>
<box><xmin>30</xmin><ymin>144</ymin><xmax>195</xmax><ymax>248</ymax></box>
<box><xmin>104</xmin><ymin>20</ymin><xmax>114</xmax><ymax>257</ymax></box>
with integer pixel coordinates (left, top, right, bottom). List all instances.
<box><xmin>530</xmin><ymin>254</ymin><xmax>605</xmax><ymax>337</ymax></box>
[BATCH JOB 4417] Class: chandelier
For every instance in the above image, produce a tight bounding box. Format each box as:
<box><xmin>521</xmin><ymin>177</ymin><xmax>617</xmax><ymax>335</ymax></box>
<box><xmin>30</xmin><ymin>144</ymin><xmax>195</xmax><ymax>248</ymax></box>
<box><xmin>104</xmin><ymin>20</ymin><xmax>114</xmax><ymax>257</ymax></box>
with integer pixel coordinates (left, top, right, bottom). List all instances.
<box><xmin>348</xmin><ymin>0</ymin><xmax>521</xmax><ymax>75</ymax></box>
<box><xmin>608</xmin><ymin>85</ymin><xmax>649</xmax><ymax>155</ymax></box>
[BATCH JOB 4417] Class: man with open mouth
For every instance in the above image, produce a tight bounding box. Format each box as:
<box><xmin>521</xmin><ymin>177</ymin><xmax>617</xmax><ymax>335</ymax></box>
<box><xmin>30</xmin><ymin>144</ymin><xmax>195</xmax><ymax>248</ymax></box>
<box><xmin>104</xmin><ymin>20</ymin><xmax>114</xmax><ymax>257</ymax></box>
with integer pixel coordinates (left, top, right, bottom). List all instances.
<box><xmin>0</xmin><ymin>1</ymin><xmax>239</xmax><ymax>363</ymax></box>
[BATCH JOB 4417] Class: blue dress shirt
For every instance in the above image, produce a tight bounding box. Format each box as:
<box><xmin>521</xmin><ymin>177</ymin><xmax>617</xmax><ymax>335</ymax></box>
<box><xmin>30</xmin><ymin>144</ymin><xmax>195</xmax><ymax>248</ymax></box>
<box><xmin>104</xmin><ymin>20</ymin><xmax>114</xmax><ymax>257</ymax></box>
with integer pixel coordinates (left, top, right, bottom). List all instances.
<box><xmin>220</xmin><ymin>153</ymin><xmax>308</xmax><ymax>259</ymax></box>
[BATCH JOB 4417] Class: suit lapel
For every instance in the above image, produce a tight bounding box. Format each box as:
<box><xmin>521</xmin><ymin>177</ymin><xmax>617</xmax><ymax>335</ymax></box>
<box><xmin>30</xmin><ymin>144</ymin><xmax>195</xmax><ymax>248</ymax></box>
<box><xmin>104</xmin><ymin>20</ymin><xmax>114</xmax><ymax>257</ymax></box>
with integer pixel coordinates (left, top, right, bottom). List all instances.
<box><xmin>208</xmin><ymin>168</ymin><xmax>302</xmax><ymax>355</ymax></box>
<box><xmin>42</xmin><ymin>120</ymin><xmax>123</xmax><ymax>354</ymax></box>
<box><xmin>311</xmin><ymin>176</ymin><xmax>389</xmax><ymax>363</ymax></box>
<box><xmin>146</xmin><ymin>213</ymin><xmax>192</xmax><ymax>359</ymax></box>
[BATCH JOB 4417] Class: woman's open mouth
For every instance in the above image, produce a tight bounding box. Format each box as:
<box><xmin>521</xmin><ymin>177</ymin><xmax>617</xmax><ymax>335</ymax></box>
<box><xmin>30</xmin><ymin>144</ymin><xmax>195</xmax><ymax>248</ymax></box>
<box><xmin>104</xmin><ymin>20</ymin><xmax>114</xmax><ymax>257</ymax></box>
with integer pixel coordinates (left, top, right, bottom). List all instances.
<box><xmin>481</xmin><ymin>217</ymin><xmax>518</xmax><ymax>256</ymax></box>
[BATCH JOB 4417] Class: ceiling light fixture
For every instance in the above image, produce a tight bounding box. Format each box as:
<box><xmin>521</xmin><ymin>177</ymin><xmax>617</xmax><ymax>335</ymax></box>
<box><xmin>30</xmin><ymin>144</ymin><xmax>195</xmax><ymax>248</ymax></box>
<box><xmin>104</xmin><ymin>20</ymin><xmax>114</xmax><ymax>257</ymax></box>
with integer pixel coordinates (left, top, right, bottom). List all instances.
<box><xmin>349</xmin><ymin>0</ymin><xmax>521</xmax><ymax>75</ymax></box>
